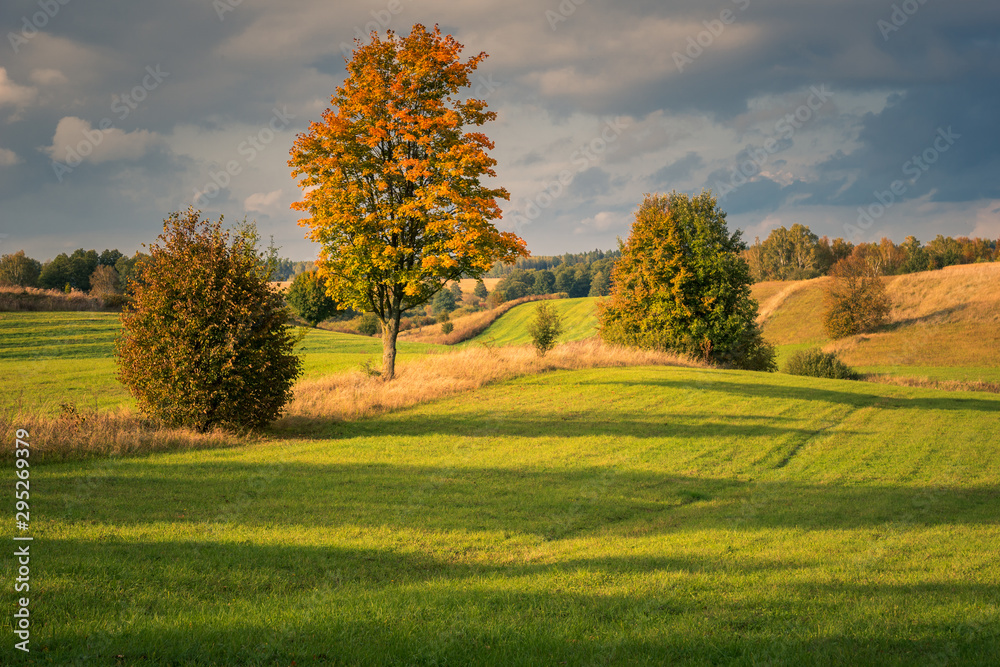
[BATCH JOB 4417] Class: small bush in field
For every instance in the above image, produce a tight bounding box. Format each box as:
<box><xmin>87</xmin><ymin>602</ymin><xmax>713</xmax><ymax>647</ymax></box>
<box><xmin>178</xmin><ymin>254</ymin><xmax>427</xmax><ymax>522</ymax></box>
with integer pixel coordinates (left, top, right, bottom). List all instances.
<box><xmin>784</xmin><ymin>348</ymin><xmax>860</xmax><ymax>380</ymax></box>
<box><xmin>527</xmin><ymin>302</ymin><xmax>563</xmax><ymax>356</ymax></box>
<box><xmin>357</xmin><ymin>313</ymin><xmax>380</xmax><ymax>336</ymax></box>
<box><xmin>441</xmin><ymin>321</ymin><xmax>454</xmax><ymax>334</ymax></box>
<box><xmin>116</xmin><ymin>209</ymin><xmax>302</xmax><ymax>432</ymax></box>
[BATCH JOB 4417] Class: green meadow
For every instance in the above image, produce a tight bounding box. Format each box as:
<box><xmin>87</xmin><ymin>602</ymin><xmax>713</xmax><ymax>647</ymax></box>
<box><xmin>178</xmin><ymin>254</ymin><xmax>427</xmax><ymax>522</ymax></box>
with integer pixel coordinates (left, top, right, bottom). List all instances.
<box><xmin>3</xmin><ymin>290</ymin><xmax>999</xmax><ymax>664</ymax></box>
<box><xmin>6</xmin><ymin>366</ymin><xmax>1000</xmax><ymax>664</ymax></box>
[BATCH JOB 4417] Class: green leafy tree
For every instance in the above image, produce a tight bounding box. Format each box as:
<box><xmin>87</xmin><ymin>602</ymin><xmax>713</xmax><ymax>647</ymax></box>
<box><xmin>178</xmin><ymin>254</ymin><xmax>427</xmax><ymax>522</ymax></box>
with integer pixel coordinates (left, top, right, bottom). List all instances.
<box><xmin>473</xmin><ymin>279</ymin><xmax>489</xmax><ymax>299</ymax></box>
<box><xmin>449</xmin><ymin>282</ymin><xmax>463</xmax><ymax>299</ymax></box>
<box><xmin>115</xmin><ymin>209</ymin><xmax>302</xmax><ymax>431</ymax></box>
<box><xmin>39</xmin><ymin>248</ymin><xmax>100</xmax><ymax>291</ymax></box>
<box><xmin>114</xmin><ymin>252</ymin><xmax>149</xmax><ymax>295</ymax></box>
<box><xmin>900</xmin><ymin>236</ymin><xmax>930</xmax><ymax>274</ymax></box>
<box><xmin>431</xmin><ymin>287</ymin><xmax>457</xmax><ymax>316</ymax></box>
<box><xmin>0</xmin><ymin>250</ymin><xmax>42</xmax><ymax>287</ymax></box>
<box><xmin>598</xmin><ymin>191</ymin><xmax>776</xmax><ymax>370</ymax></box>
<box><xmin>823</xmin><ymin>253</ymin><xmax>891</xmax><ymax>338</ymax></box>
<box><xmin>554</xmin><ymin>264</ymin><xmax>575</xmax><ymax>294</ymax></box>
<box><xmin>532</xmin><ymin>269</ymin><xmax>555</xmax><ymax>295</ymax></box>
<box><xmin>286</xmin><ymin>270</ymin><xmax>340</xmax><ymax>326</ymax></box>
<box><xmin>527</xmin><ymin>301</ymin><xmax>563</xmax><ymax>356</ymax></box>
<box><xmin>588</xmin><ymin>270</ymin><xmax>610</xmax><ymax>297</ymax></box>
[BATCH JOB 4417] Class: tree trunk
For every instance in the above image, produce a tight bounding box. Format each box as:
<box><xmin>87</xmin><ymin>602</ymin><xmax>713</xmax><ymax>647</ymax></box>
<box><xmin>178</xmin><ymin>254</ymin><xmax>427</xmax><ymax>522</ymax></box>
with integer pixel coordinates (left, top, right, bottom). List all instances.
<box><xmin>381</xmin><ymin>305</ymin><xmax>402</xmax><ymax>380</ymax></box>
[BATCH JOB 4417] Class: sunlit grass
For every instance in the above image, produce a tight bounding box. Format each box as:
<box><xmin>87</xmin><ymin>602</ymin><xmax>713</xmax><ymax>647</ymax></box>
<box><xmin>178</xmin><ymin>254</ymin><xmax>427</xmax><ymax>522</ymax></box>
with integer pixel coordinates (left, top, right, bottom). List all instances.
<box><xmin>12</xmin><ymin>366</ymin><xmax>1000</xmax><ymax>664</ymax></box>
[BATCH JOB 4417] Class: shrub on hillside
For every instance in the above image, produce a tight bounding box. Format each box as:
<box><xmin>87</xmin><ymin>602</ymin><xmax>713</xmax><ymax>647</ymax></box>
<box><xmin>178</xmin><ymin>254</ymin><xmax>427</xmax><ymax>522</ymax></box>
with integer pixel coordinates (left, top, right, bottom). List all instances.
<box><xmin>823</xmin><ymin>253</ymin><xmax>891</xmax><ymax>338</ymax></box>
<box><xmin>527</xmin><ymin>301</ymin><xmax>563</xmax><ymax>357</ymax></box>
<box><xmin>784</xmin><ymin>348</ymin><xmax>860</xmax><ymax>380</ymax></box>
<box><xmin>116</xmin><ymin>209</ymin><xmax>302</xmax><ymax>431</ymax></box>
<box><xmin>357</xmin><ymin>313</ymin><xmax>380</xmax><ymax>336</ymax></box>
<box><xmin>441</xmin><ymin>321</ymin><xmax>454</xmax><ymax>334</ymax></box>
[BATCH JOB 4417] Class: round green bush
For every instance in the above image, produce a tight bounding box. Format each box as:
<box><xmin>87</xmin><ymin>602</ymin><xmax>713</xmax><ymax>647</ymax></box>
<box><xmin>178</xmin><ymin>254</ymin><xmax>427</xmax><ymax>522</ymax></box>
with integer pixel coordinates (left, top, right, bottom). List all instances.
<box><xmin>357</xmin><ymin>313</ymin><xmax>380</xmax><ymax>336</ymax></box>
<box><xmin>441</xmin><ymin>321</ymin><xmax>454</xmax><ymax>334</ymax></box>
<box><xmin>784</xmin><ymin>348</ymin><xmax>860</xmax><ymax>380</ymax></box>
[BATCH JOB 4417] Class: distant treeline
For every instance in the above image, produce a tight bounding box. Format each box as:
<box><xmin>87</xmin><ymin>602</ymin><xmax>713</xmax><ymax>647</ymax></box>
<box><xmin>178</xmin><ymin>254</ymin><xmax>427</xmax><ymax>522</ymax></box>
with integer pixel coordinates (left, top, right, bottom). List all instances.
<box><xmin>0</xmin><ymin>248</ymin><xmax>317</xmax><ymax>294</ymax></box>
<box><xmin>270</xmin><ymin>259</ymin><xmax>317</xmax><ymax>282</ymax></box>
<box><xmin>491</xmin><ymin>251</ymin><xmax>619</xmax><ymax>301</ymax></box>
<box><xmin>0</xmin><ymin>248</ymin><xmax>145</xmax><ymax>294</ymax></box>
<box><xmin>744</xmin><ymin>225</ymin><xmax>999</xmax><ymax>282</ymax></box>
<box><xmin>483</xmin><ymin>248</ymin><xmax>621</xmax><ymax>277</ymax></box>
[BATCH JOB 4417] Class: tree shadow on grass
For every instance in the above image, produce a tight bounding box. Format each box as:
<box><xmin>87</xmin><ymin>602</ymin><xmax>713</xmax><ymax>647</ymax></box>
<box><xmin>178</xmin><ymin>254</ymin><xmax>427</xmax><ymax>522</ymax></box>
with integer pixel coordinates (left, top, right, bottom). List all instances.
<box><xmin>586</xmin><ymin>374</ymin><xmax>1000</xmax><ymax>413</ymax></box>
<box><xmin>37</xmin><ymin>535</ymin><xmax>1000</xmax><ymax>665</ymax></box>
<box><xmin>47</xmin><ymin>460</ymin><xmax>1000</xmax><ymax>538</ymax></box>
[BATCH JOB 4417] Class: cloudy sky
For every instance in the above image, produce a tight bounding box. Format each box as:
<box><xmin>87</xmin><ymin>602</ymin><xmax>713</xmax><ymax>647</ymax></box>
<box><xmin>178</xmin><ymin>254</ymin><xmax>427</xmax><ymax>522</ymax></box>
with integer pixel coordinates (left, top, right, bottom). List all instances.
<box><xmin>1</xmin><ymin>0</ymin><xmax>998</xmax><ymax>262</ymax></box>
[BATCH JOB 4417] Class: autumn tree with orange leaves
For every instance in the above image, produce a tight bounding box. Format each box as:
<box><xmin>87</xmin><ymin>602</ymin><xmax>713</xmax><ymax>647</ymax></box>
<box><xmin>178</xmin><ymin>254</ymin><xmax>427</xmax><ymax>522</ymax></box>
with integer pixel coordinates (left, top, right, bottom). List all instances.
<box><xmin>289</xmin><ymin>24</ymin><xmax>527</xmax><ymax>379</ymax></box>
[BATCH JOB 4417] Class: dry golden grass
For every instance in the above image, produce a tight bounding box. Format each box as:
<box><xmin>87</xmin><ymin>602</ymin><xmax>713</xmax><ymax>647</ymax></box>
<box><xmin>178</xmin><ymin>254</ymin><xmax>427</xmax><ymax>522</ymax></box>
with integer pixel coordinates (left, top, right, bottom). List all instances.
<box><xmin>826</xmin><ymin>263</ymin><xmax>1000</xmax><ymax>367</ymax></box>
<box><xmin>0</xmin><ymin>285</ymin><xmax>106</xmax><ymax>312</ymax></box>
<box><xmin>0</xmin><ymin>404</ymin><xmax>250</xmax><ymax>463</ymax></box>
<box><xmin>276</xmin><ymin>338</ymin><xmax>703</xmax><ymax>426</ymax></box>
<box><xmin>885</xmin><ymin>262</ymin><xmax>1000</xmax><ymax>325</ymax></box>
<box><xmin>754</xmin><ymin>278</ymin><xmax>823</xmax><ymax>325</ymax></box>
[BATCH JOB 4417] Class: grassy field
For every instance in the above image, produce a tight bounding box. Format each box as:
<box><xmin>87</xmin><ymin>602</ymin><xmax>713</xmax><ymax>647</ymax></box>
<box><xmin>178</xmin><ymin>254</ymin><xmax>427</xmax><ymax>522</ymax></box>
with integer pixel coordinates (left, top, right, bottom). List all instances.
<box><xmin>7</xmin><ymin>366</ymin><xmax>1000</xmax><ymax>664</ymax></box>
<box><xmin>463</xmin><ymin>297</ymin><xmax>599</xmax><ymax>347</ymax></box>
<box><xmin>0</xmin><ymin>312</ymin><xmax>436</xmax><ymax>415</ymax></box>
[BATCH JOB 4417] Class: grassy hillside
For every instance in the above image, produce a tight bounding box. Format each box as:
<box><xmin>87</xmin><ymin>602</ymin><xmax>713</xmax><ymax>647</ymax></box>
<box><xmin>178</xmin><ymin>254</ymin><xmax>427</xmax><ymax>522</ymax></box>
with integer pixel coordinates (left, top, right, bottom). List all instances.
<box><xmin>0</xmin><ymin>312</ymin><xmax>436</xmax><ymax>414</ymax></box>
<box><xmin>14</xmin><ymin>366</ymin><xmax>1000</xmax><ymax>664</ymax></box>
<box><xmin>752</xmin><ymin>263</ymin><xmax>1000</xmax><ymax>381</ymax></box>
<box><xmin>463</xmin><ymin>297</ymin><xmax>599</xmax><ymax>347</ymax></box>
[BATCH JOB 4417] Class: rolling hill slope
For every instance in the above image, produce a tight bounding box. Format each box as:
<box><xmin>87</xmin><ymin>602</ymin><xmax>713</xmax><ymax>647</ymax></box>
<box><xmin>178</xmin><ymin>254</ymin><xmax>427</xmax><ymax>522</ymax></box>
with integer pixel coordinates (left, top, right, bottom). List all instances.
<box><xmin>752</xmin><ymin>262</ymin><xmax>1000</xmax><ymax>381</ymax></box>
<box><xmin>462</xmin><ymin>296</ymin><xmax>599</xmax><ymax>346</ymax></box>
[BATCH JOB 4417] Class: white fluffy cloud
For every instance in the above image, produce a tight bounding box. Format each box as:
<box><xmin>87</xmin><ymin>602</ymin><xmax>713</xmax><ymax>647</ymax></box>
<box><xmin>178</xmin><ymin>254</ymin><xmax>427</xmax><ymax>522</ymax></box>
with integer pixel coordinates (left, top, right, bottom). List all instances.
<box><xmin>0</xmin><ymin>147</ymin><xmax>20</xmax><ymax>166</ymax></box>
<box><xmin>0</xmin><ymin>68</ymin><xmax>37</xmax><ymax>118</ymax></box>
<box><xmin>41</xmin><ymin>116</ymin><xmax>163</xmax><ymax>165</ymax></box>
<box><xmin>244</xmin><ymin>189</ymin><xmax>285</xmax><ymax>213</ymax></box>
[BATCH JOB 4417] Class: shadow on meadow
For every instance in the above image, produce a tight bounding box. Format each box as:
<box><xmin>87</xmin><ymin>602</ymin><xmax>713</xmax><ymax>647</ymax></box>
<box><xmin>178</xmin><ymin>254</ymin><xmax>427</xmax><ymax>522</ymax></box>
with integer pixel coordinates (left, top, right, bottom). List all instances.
<box><xmin>37</xmin><ymin>530</ymin><xmax>1000</xmax><ymax>665</ymax></box>
<box><xmin>591</xmin><ymin>373</ymin><xmax>1000</xmax><ymax>413</ymax></box>
<box><xmin>50</xmin><ymin>459</ymin><xmax>999</xmax><ymax>537</ymax></box>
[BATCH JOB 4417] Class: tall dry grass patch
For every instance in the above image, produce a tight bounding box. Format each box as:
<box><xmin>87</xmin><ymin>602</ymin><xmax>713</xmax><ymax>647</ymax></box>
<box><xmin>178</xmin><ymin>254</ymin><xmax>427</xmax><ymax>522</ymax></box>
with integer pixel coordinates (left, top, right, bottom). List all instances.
<box><xmin>0</xmin><ymin>404</ymin><xmax>250</xmax><ymax>463</ymax></box>
<box><xmin>278</xmin><ymin>338</ymin><xmax>703</xmax><ymax>425</ymax></box>
<box><xmin>0</xmin><ymin>286</ymin><xmax>107</xmax><ymax>312</ymax></box>
<box><xmin>886</xmin><ymin>262</ymin><xmax>1000</xmax><ymax>324</ymax></box>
